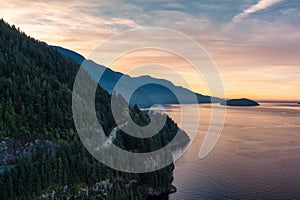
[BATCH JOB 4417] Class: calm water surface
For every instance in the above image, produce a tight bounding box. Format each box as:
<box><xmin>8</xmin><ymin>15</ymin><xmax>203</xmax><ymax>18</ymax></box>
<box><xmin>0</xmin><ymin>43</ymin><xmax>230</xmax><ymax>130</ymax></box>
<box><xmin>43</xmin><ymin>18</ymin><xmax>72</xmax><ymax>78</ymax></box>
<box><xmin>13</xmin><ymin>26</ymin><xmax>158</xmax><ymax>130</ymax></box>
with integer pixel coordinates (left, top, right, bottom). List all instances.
<box><xmin>165</xmin><ymin>103</ymin><xmax>300</xmax><ymax>199</ymax></box>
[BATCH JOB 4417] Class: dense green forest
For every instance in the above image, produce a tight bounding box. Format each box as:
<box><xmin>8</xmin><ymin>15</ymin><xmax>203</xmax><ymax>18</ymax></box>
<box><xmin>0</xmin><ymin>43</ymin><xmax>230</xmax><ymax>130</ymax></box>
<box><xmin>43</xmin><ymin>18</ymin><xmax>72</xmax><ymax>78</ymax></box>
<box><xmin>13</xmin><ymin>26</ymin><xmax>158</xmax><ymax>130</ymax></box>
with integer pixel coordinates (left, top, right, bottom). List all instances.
<box><xmin>0</xmin><ymin>19</ymin><xmax>188</xmax><ymax>199</ymax></box>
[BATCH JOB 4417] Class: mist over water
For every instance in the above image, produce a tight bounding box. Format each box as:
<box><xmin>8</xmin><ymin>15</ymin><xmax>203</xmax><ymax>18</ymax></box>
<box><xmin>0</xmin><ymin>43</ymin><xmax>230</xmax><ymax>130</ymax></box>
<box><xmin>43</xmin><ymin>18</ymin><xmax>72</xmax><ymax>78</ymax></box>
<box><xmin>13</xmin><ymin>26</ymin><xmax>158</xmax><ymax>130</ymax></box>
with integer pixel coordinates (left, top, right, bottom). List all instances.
<box><xmin>167</xmin><ymin>103</ymin><xmax>300</xmax><ymax>199</ymax></box>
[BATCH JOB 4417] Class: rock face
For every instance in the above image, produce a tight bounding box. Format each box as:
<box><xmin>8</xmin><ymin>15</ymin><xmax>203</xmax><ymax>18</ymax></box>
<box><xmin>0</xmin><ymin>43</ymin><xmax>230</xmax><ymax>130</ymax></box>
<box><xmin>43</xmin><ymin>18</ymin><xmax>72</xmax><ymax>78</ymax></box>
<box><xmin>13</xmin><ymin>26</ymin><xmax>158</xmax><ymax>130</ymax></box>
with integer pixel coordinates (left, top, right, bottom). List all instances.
<box><xmin>147</xmin><ymin>184</ymin><xmax>176</xmax><ymax>199</ymax></box>
<box><xmin>0</xmin><ymin>137</ymin><xmax>56</xmax><ymax>166</ymax></box>
<box><xmin>39</xmin><ymin>178</ymin><xmax>140</xmax><ymax>200</ymax></box>
<box><xmin>220</xmin><ymin>98</ymin><xmax>260</xmax><ymax>107</ymax></box>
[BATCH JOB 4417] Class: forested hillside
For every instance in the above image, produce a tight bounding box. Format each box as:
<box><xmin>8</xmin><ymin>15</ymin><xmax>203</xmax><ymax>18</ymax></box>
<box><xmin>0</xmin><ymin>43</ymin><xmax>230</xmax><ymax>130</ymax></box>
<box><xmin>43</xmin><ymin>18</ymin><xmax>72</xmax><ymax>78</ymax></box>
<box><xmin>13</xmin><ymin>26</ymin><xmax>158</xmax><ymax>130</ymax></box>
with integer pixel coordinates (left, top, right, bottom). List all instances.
<box><xmin>0</xmin><ymin>19</ymin><xmax>188</xmax><ymax>199</ymax></box>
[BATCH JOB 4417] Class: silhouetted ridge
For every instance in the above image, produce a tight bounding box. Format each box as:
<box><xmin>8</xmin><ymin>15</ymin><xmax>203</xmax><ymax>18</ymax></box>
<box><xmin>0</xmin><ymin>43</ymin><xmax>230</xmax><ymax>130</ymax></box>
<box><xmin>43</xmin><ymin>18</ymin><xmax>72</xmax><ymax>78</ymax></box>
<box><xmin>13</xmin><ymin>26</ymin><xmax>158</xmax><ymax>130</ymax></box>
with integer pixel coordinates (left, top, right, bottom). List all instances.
<box><xmin>53</xmin><ymin>46</ymin><xmax>223</xmax><ymax>107</ymax></box>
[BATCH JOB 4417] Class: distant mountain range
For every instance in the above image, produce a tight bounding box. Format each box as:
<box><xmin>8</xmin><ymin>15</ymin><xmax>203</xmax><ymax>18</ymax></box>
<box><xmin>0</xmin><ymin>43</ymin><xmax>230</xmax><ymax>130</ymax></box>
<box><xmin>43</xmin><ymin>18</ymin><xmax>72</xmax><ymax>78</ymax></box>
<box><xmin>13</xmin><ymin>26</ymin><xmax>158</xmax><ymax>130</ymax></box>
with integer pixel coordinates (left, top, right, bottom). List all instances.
<box><xmin>52</xmin><ymin>46</ymin><xmax>223</xmax><ymax>107</ymax></box>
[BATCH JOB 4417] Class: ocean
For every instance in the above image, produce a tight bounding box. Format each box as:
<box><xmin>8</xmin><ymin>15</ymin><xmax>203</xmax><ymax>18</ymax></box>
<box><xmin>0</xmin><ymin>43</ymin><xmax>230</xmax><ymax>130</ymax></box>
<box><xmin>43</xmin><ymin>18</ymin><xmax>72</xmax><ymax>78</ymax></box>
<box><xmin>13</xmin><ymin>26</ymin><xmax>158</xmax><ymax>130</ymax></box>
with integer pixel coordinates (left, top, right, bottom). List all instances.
<box><xmin>165</xmin><ymin>102</ymin><xmax>300</xmax><ymax>199</ymax></box>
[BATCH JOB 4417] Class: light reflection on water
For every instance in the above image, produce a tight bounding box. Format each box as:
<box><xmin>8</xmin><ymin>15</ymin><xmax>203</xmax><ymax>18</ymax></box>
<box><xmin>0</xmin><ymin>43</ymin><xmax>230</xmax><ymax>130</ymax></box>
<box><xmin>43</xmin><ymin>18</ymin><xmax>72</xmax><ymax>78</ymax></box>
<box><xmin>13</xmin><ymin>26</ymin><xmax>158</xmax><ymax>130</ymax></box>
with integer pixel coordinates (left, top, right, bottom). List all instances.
<box><xmin>166</xmin><ymin>103</ymin><xmax>300</xmax><ymax>199</ymax></box>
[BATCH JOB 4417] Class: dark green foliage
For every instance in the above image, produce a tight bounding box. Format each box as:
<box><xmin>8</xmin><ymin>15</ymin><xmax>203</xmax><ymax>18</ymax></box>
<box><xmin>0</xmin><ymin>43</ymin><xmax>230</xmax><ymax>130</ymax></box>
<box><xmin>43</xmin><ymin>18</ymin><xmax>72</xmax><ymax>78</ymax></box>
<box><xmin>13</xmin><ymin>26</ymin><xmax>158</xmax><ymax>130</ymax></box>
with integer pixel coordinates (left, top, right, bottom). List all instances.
<box><xmin>0</xmin><ymin>141</ymin><xmax>105</xmax><ymax>199</ymax></box>
<box><xmin>0</xmin><ymin>19</ymin><xmax>79</xmax><ymax>140</ymax></box>
<box><xmin>0</xmin><ymin>19</ymin><xmax>188</xmax><ymax>199</ymax></box>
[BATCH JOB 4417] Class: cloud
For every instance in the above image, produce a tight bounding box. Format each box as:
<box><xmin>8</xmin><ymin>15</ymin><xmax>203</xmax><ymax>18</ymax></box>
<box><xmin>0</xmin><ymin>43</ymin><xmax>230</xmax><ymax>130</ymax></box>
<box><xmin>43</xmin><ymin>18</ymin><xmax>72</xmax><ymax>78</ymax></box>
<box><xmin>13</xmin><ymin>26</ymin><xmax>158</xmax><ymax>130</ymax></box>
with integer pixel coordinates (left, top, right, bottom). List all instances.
<box><xmin>1</xmin><ymin>0</ymin><xmax>299</xmax><ymax>100</ymax></box>
<box><xmin>226</xmin><ymin>0</ymin><xmax>283</xmax><ymax>30</ymax></box>
<box><xmin>0</xmin><ymin>0</ymin><xmax>144</xmax><ymax>56</ymax></box>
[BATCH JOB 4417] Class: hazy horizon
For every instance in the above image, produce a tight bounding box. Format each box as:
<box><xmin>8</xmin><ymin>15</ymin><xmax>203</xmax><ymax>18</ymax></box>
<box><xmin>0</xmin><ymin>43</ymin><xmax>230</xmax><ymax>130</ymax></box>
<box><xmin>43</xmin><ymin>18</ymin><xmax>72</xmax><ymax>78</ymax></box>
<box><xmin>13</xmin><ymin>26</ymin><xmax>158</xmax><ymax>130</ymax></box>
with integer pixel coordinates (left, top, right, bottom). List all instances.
<box><xmin>1</xmin><ymin>3</ymin><xmax>300</xmax><ymax>198</ymax></box>
<box><xmin>1</xmin><ymin>0</ymin><xmax>299</xmax><ymax>100</ymax></box>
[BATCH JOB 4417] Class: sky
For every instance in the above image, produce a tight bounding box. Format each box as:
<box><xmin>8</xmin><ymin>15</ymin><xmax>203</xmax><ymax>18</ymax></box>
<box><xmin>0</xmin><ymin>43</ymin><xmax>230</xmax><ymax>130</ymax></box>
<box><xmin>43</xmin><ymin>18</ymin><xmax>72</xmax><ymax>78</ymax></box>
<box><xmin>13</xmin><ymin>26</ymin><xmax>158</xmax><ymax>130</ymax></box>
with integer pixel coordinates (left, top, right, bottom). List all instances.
<box><xmin>1</xmin><ymin>0</ymin><xmax>300</xmax><ymax>101</ymax></box>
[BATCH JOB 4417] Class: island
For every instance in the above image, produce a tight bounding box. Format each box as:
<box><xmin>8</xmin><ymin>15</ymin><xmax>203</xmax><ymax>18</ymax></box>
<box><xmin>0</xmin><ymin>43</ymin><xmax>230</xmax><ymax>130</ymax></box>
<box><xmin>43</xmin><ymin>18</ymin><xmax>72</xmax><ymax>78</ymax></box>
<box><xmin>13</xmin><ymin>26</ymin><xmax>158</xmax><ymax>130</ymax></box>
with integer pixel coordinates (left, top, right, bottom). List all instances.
<box><xmin>220</xmin><ymin>98</ymin><xmax>260</xmax><ymax>107</ymax></box>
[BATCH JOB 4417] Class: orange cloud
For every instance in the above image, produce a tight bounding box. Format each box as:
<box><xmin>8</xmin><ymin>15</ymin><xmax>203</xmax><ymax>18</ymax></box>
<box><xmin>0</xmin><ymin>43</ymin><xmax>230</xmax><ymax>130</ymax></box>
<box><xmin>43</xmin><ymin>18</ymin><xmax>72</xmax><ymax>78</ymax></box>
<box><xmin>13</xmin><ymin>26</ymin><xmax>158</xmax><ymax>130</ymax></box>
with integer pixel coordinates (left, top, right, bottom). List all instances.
<box><xmin>1</xmin><ymin>0</ymin><xmax>299</xmax><ymax>101</ymax></box>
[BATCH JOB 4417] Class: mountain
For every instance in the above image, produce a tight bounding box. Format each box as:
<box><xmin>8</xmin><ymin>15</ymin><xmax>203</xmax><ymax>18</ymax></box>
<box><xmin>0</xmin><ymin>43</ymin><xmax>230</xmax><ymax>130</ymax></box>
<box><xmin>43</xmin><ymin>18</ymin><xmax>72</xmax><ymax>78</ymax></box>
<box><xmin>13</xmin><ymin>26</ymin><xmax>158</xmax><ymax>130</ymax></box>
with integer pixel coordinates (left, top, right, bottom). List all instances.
<box><xmin>53</xmin><ymin>46</ymin><xmax>222</xmax><ymax>107</ymax></box>
<box><xmin>0</xmin><ymin>19</ymin><xmax>188</xmax><ymax>199</ymax></box>
<box><xmin>52</xmin><ymin>45</ymin><xmax>85</xmax><ymax>64</ymax></box>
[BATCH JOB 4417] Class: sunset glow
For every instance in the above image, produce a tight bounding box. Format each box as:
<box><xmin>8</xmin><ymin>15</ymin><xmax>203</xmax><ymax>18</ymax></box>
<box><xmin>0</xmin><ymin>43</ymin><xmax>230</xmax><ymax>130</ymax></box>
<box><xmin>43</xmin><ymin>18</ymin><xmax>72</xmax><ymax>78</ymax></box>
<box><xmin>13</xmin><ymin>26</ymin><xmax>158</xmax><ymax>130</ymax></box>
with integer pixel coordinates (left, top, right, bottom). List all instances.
<box><xmin>1</xmin><ymin>0</ymin><xmax>299</xmax><ymax>100</ymax></box>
